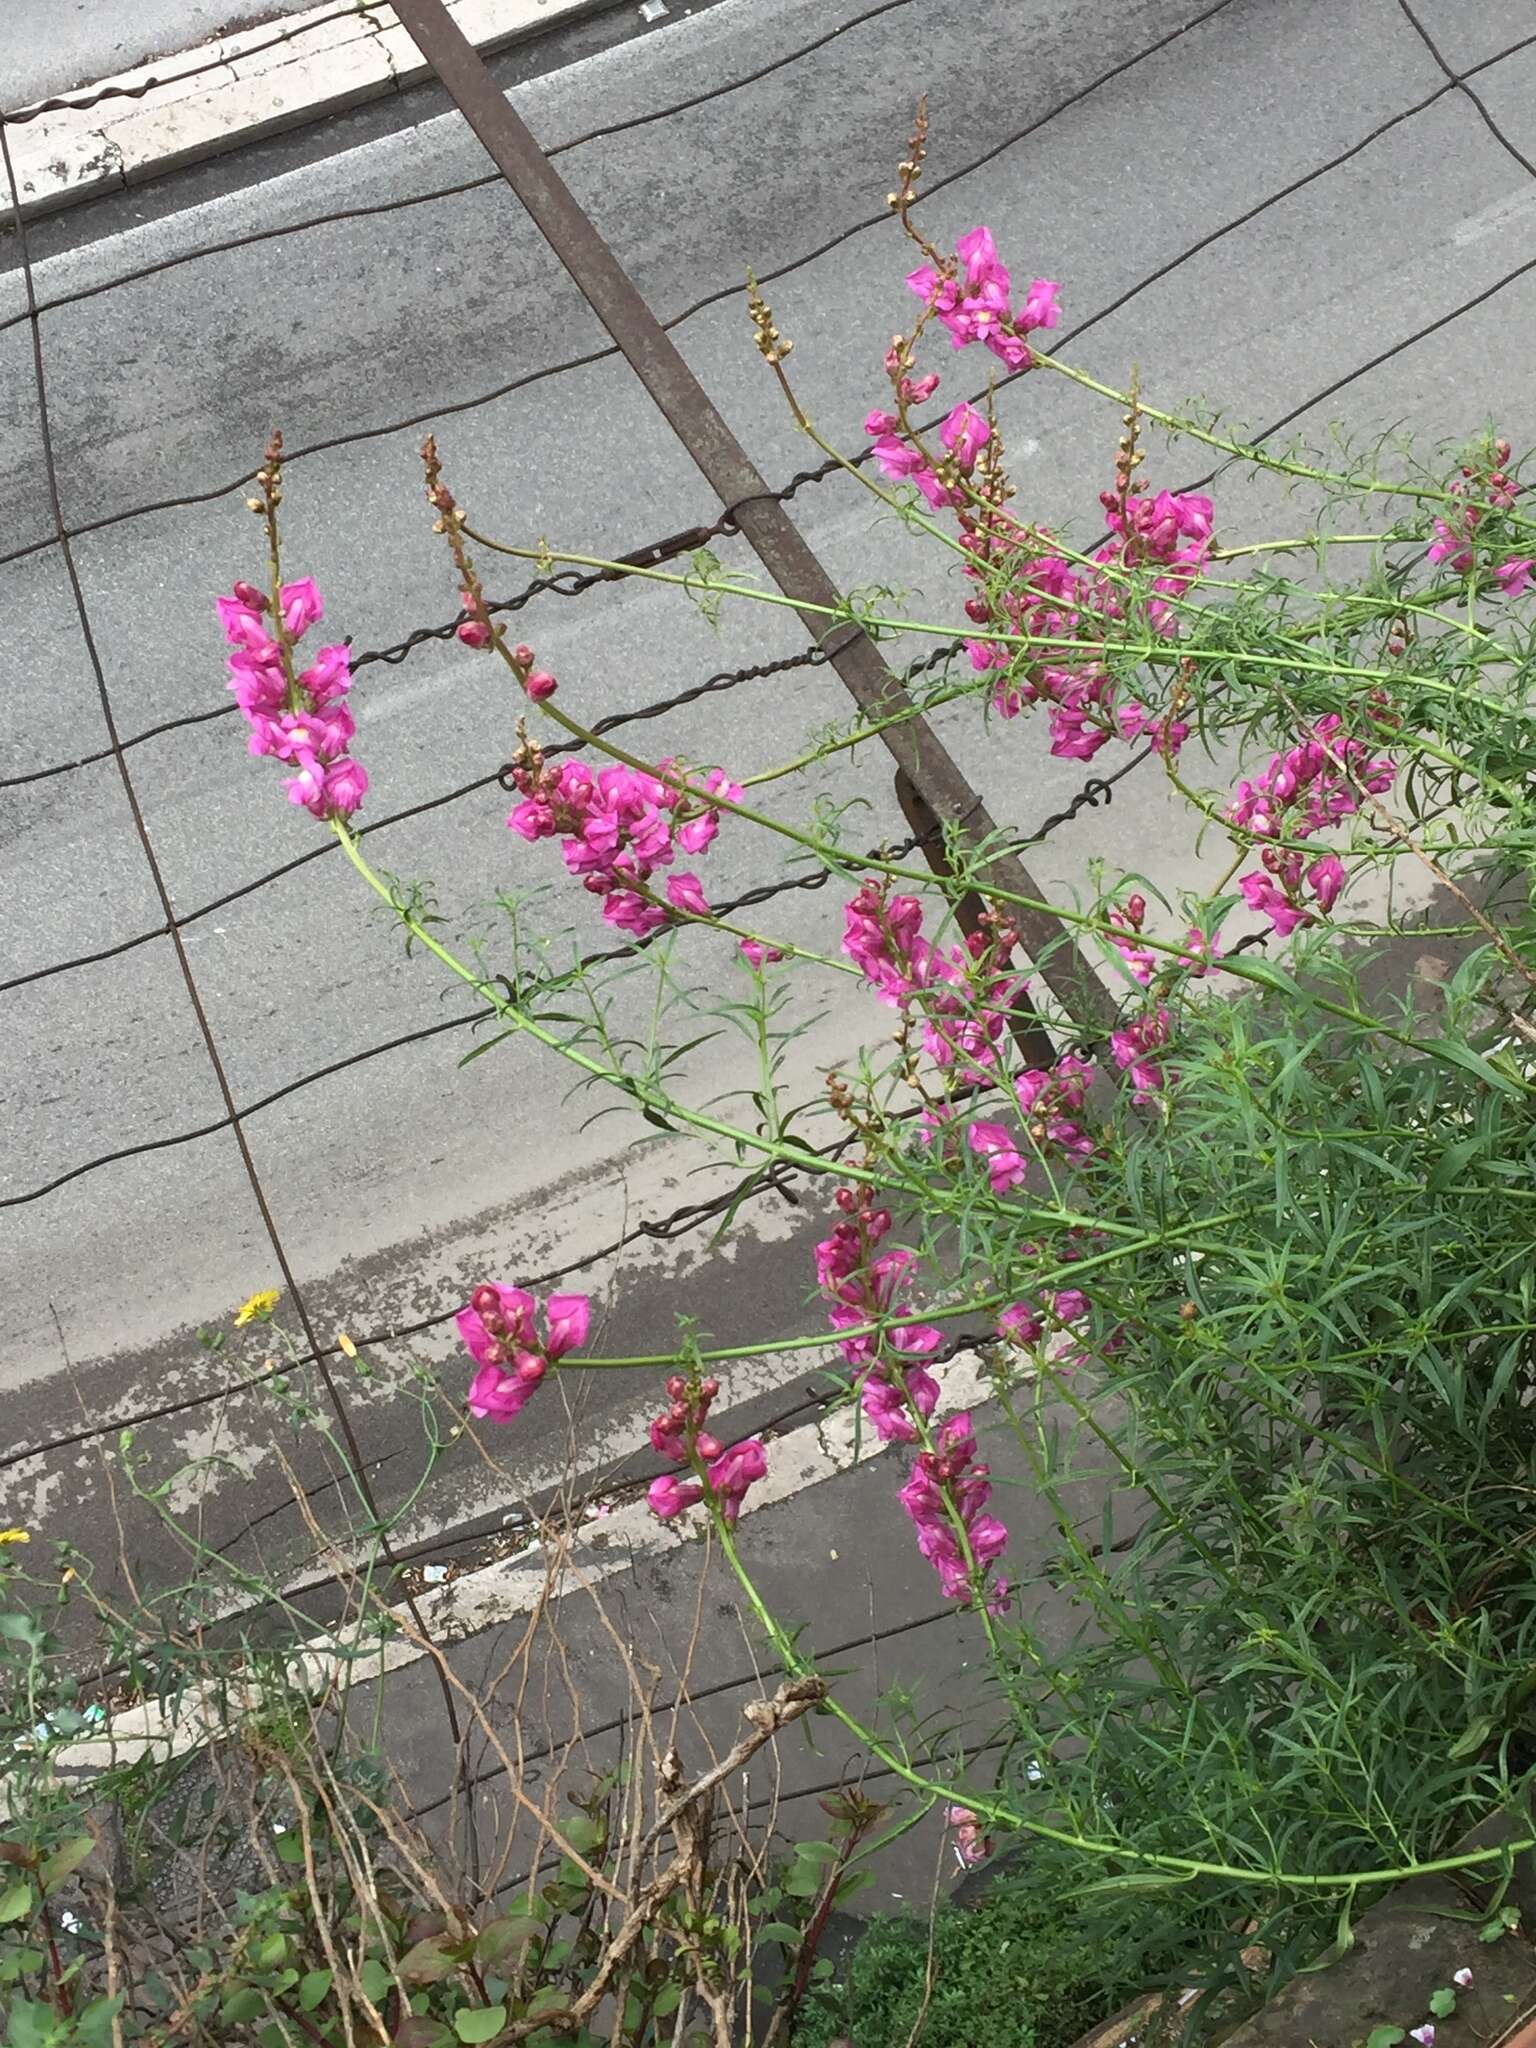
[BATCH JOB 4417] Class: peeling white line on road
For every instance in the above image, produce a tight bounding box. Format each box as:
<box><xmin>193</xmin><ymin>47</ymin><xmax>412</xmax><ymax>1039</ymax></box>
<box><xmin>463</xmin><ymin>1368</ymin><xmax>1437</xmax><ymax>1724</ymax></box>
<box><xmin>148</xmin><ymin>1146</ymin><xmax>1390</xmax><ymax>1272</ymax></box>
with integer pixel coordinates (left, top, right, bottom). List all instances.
<box><xmin>46</xmin><ymin>1349</ymin><xmax>995</xmax><ymax>1777</ymax></box>
<box><xmin>6</xmin><ymin>0</ymin><xmax>613</xmax><ymax>221</ymax></box>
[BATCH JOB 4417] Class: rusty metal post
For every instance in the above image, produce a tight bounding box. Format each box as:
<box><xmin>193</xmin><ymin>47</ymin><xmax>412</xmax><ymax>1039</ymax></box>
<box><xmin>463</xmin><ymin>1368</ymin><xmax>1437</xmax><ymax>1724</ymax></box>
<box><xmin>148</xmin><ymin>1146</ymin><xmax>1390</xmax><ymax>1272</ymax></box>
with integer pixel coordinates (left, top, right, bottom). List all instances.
<box><xmin>391</xmin><ymin>0</ymin><xmax>1112</xmax><ymax>1039</ymax></box>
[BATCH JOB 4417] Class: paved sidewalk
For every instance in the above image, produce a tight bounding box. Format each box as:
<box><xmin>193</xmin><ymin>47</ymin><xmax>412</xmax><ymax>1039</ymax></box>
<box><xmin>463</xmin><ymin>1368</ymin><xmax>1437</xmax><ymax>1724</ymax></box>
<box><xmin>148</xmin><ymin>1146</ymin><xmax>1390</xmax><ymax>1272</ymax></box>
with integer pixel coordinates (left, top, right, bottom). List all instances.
<box><xmin>6</xmin><ymin>1</ymin><xmax>318</xmax><ymax>108</ymax></box>
<box><xmin>348</xmin><ymin>1382</ymin><xmax>1112</xmax><ymax>1916</ymax></box>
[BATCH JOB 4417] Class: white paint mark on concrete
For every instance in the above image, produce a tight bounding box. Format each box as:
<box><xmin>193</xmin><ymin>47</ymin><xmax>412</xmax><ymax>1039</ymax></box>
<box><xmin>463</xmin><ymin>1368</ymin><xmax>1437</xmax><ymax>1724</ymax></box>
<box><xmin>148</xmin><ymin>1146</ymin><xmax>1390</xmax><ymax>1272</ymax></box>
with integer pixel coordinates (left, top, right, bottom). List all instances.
<box><xmin>7</xmin><ymin>0</ymin><xmax>613</xmax><ymax>221</ymax></box>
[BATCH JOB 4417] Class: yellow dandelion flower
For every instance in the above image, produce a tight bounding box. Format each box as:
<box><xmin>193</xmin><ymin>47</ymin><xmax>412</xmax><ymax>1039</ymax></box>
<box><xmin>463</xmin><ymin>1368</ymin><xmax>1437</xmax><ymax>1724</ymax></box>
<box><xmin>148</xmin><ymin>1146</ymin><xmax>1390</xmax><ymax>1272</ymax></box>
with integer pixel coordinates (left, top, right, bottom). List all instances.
<box><xmin>0</xmin><ymin>1529</ymin><xmax>29</xmax><ymax>1546</ymax></box>
<box><xmin>234</xmin><ymin>1289</ymin><xmax>281</xmax><ymax>1327</ymax></box>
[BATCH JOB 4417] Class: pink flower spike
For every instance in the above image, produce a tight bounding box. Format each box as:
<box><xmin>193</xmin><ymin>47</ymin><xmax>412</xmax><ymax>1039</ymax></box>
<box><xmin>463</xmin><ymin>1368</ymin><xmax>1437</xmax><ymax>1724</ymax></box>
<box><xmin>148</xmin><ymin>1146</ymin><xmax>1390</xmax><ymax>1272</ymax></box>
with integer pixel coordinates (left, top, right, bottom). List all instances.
<box><xmin>666</xmin><ymin>871</ymin><xmax>711</xmax><ymax>918</ymax></box>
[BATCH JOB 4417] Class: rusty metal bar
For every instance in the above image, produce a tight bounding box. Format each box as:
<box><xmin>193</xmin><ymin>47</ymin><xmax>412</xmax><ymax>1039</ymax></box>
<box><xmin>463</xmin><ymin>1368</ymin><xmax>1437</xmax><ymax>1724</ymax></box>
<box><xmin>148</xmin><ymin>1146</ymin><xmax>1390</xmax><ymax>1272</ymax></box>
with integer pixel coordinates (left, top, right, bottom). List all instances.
<box><xmin>391</xmin><ymin>0</ymin><xmax>1112</xmax><ymax>1039</ymax></box>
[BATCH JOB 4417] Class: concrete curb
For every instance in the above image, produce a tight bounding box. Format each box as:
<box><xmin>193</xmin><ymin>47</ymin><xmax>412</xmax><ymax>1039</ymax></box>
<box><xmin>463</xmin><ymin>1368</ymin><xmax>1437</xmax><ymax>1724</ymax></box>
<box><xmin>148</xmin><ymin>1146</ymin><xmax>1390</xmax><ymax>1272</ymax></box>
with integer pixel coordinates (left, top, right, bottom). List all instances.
<box><xmin>41</xmin><ymin>1349</ymin><xmax>996</xmax><ymax>1779</ymax></box>
<box><xmin>3</xmin><ymin>0</ymin><xmax>614</xmax><ymax>222</ymax></box>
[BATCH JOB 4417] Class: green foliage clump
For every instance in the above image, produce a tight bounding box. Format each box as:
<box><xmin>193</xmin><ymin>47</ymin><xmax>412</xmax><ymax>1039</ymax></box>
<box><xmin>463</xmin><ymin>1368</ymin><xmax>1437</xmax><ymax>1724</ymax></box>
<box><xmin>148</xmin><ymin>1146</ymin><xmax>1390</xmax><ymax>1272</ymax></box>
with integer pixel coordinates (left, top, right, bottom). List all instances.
<box><xmin>791</xmin><ymin>1860</ymin><xmax>1182</xmax><ymax>2048</ymax></box>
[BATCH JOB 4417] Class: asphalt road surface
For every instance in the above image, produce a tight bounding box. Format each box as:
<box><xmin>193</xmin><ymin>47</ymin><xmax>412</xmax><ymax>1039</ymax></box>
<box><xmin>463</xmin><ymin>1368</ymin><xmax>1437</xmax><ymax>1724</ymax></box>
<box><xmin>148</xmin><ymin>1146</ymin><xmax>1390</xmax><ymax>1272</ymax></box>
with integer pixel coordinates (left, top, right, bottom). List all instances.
<box><xmin>3</xmin><ymin>0</ymin><xmax>1534</xmax><ymax>1606</ymax></box>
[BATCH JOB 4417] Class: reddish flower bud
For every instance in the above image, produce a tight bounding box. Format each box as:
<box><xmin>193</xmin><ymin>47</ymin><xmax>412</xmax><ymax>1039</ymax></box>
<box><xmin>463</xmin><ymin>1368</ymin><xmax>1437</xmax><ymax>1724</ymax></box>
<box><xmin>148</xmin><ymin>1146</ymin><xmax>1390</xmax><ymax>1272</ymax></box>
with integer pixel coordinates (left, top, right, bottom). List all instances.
<box><xmin>457</xmin><ymin>620</ymin><xmax>491</xmax><ymax>648</ymax></box>
<box><xmin>666</xmin><ymin>1374</ymin><xmax>688</xmax><ymax>1401</ymax></box>
<box><xmin>232</xmin><ymin>580</ymin><xmax>268</xmax><ymax>609</ymax></box>
<box><xmin>701</xmin><ymin>1376</ymin><xmax>720</xmax><ymax>1400</ymax></box>
<box><xmin>515</xmin><ymin>1354</ymin><xmax>546</xmax><ymax>1385</ymax></box>
<box><xmin>514</xmin><ymin>644</ymin><xmax>535</xmax><ymax>668</ymax></box>
<box><xmin>694</xmin><ymin>1431</ymin><xmax>722</xmax><ymax>1461</ymax></box>
<box><xmin>470</xmin><ymin>1284</ymin><xmax>502</xmax><ymax>1319</ymax></box>
<box><xmin>525</xmin><ymin>670</ymin><xmax>558</xmax><ymax>702</ymax></box>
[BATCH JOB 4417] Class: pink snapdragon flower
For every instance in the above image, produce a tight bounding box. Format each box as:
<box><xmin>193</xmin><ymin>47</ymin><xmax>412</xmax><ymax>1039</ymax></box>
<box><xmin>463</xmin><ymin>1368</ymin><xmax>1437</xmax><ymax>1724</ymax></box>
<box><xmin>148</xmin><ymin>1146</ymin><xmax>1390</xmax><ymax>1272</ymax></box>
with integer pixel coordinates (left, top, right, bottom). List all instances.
<box><xmin>216</xmin><ymin>577</ymin><xmax>368</xmax><ymax>820</ymax></box>
<box><xmin>1111</xmin><ymin>1006</ymin><xmax>1173</xmax><ymax>1103</ymax></box>
<box><xmin>647</xmin><ymin>1472</ymin><xmax>704</xmax><ymax>1519</ymax></box>
<box><xmin>1179</xmin><ymin>925</ymin><xmax>1224</xmax><ymax>975</ymax></box>
<box><xmin>665</xmin><ymin>871</ymin><xmax>711</xmax><ymax>917</ymax></box>
<box><xmin>967</xmin><ymin>1119</ymin><xmax>1026</xmax><ymax>1194</ymax></box>
<box><xmin>458</xmin><ymin>1283</ymin><xmax>590</xmax><ymax>1424</ymax></box>
<box><xmin>998</xmin><ymin>1301</ymin><xmax>1044</xmax><ymax>1346</ymax></box>
<box><xmin>939</xmin><ymin>402</ymin><xmax>990</xmax><ymax>471</ymax></box>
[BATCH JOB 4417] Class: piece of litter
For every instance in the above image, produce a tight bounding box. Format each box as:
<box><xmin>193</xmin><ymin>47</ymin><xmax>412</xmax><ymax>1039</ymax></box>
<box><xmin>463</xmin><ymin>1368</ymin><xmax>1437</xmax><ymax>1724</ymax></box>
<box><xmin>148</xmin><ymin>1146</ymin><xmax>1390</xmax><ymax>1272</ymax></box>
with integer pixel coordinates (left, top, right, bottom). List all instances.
<box><xmin>421</xmin><ymin>1563</ymin><xmax>450</xmax><ymax>1584</ymax></box>
<box><xmin>639</xmin><ymin>0</ymin><xmax>668</xmax><ymax>18</ymax></box>
<box><xmin>829</xmin><ymin>1548</ymin><xmax>838</xmax><ymax>1560</ymax></box>
<box><xmin>59</xmin><ymin>1911</ymin><xmax>81</xmax><ymax>1935</ymax></box>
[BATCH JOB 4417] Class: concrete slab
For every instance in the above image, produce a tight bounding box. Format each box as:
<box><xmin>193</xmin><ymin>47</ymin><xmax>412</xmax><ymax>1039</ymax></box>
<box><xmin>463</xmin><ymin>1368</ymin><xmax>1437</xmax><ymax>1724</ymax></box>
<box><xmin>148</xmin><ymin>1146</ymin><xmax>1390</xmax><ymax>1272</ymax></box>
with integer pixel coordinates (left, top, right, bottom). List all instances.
<box><xmin>1393</xmin><ymin>0</ymin><xmax>1536</xmax><ymax>75</ymax></box>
